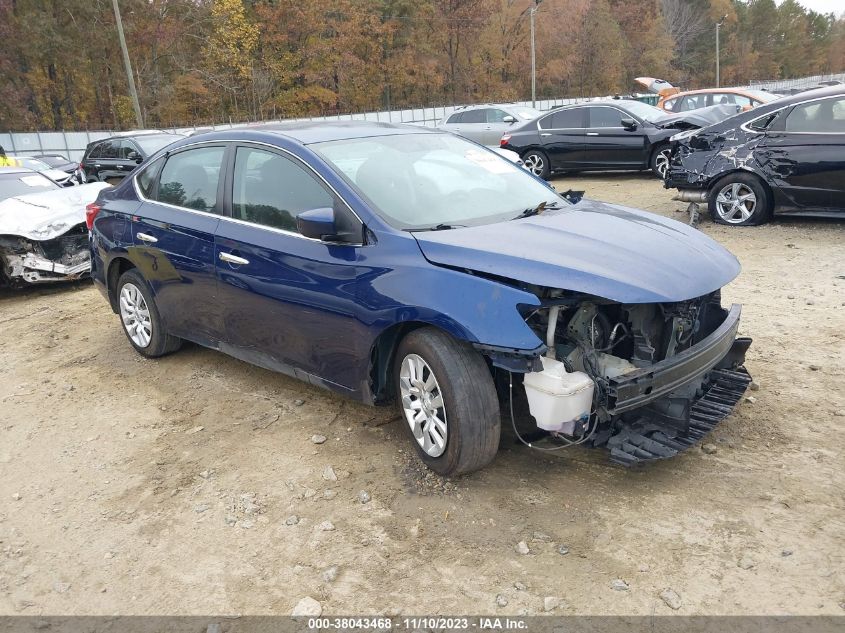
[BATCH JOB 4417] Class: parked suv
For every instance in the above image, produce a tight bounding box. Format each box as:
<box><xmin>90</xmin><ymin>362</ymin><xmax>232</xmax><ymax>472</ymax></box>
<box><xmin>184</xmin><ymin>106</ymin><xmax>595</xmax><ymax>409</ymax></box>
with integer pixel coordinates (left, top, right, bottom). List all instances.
<box><xmin>80</xmin><ymin>131</ymin><xmax>183</xmax><ymax>183</ymax></box>
<box><xmin>437</xmin><ymin>104</ymin><xmax>540</xmax><ymax>146</ymax></box>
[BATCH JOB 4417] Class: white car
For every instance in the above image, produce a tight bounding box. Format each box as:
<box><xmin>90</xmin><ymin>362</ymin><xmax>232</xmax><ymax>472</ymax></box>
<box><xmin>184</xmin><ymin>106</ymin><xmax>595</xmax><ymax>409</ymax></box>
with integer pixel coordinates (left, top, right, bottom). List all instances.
<box><xmin>10</xmin><ymin>156</ymin><xmax>82</xmax><ymax>186</ymax></box>
<box><xmin>0</xmin><ymin>167</ymin><xmax>109</xmax><ymax>285</ymax></box>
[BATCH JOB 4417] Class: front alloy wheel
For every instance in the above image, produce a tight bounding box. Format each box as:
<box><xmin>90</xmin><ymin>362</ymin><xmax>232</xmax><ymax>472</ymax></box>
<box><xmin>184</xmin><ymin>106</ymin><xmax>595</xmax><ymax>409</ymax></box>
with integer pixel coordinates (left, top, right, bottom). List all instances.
<box><xmin>394</xmin><ymin>328</ymin><xmax>500</xmax><ymax>475</ymax></box>
<box><xmin>653</xmin><ymin>148</ymin><xmax>671</xmax><ymax>179</ymax></box>
<box><xmin>400</xmin><ymin>354</ymin><xmax>448</xmax><ymax>457</ymax></box>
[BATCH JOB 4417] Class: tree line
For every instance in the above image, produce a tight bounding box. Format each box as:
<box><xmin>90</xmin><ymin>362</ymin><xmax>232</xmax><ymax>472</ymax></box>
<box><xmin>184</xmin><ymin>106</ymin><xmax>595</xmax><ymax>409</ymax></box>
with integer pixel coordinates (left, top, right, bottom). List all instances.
<box><xmin>1</xmin><ymin>0</ymin><xmax>843</xmax><ymax>131</ymax></box>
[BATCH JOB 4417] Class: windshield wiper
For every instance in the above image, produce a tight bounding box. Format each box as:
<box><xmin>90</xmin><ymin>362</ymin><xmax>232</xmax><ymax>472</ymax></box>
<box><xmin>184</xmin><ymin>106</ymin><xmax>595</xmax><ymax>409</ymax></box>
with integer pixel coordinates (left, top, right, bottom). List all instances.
<box><xmin>511</xmin><ymin>200</ymin><xmax>561</xmax><ymax>220</ymax></box>
<box><xmin>409</xmin><ymin>223</ymin><xmax>466</xmax><ymax>232</ymax></box>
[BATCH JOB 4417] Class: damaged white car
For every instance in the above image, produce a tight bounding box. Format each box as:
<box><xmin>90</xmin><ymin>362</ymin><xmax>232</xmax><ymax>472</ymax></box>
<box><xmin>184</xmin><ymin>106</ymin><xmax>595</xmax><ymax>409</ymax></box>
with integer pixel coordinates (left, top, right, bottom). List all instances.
<box><xmin>0</xmin><ymin>167</ymin><xmax>109</xmax><ymax>286</ymax></box>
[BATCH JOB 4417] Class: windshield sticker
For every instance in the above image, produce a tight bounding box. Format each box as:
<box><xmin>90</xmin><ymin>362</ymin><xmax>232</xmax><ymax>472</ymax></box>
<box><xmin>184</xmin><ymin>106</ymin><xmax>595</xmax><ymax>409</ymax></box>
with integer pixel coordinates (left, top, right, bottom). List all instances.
<box><xmin>464</xmin><ymin>150</ymin><xmax>518</xmax><ymax>175</ymax></box>
<box><xmin>20</xmin><ymin>176</ymin><xmax>47</xmax><ymax>187</ymax></box>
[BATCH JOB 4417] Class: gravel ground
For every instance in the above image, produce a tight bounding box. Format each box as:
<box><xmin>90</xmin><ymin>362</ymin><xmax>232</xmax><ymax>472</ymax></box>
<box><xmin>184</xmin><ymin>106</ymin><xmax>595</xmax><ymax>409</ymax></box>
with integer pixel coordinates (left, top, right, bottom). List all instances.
<box><xmin>0</xmin><ymin>172</ymin><xmax>843</xmax><ymax>616</ymax></box>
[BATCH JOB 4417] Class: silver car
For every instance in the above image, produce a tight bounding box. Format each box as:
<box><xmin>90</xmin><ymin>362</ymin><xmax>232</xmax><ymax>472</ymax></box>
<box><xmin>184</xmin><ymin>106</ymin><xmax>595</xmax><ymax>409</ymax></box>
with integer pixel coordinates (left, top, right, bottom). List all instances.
<box><xmin>437</xmin><ymin>104</ymin><xmax>541</xmax><ymax>146</ymax></box>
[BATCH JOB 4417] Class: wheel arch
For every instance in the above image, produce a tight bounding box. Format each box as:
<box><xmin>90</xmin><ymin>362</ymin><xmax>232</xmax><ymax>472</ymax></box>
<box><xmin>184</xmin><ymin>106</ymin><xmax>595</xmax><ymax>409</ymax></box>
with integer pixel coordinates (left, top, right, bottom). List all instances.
<box><xmin>106</xmin><ymin>256</ymin><xmax>137</xmax><ymax>313</ymax></box>
<box><xmin>707</xmin><ymin>168</ymin><xmax>775</xmax><ymax>211</ymax></box>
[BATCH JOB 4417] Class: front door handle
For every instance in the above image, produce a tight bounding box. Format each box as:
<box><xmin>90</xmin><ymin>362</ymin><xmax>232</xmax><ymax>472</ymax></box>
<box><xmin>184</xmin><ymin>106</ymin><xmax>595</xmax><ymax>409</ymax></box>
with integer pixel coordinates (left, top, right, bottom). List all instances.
<box><xmin>136</xmin><ymin>232</ymin><xmax>158</xmax><ymax>243</ymax></box>
<box><xmin>586</xmin><ymin>132</ymin><xmax>599</xmax><ymax>136</ymax></box>
<box><xmin>219</xmin><ymin>252</ymin><xmax>249</xmax><ymax>266</ymax></box>
<box><xmin>540</xmin><ymin>133</ymin><xmax>552</xmax><ymax>137</ymax></box>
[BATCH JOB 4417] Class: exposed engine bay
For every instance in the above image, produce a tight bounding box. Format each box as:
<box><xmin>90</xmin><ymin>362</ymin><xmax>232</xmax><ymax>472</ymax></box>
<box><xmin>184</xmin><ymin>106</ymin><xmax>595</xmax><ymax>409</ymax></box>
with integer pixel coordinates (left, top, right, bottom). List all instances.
<box><xmin>516</xmin><ymin>289</ymin><xmax>752</xmax><ymax>465</ymax></box>
<box><xmin>0</xmin><ymin>223</ymin><xmax>90</xmax><ymax>286</ymax></box>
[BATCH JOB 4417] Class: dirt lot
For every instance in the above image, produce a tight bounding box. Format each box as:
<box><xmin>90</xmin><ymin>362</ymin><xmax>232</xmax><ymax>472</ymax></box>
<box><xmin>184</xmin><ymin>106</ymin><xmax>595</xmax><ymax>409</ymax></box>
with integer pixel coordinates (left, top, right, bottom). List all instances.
<box><xmin>1</xmin><ymin>173</ymin><xmax>843</xmax><ymax>616</ymax></box>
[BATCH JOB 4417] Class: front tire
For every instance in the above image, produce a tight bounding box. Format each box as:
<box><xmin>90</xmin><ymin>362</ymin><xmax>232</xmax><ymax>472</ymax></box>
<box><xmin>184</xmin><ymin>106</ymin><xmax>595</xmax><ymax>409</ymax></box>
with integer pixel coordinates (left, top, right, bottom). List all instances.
<box><xmin>708</xmin><ymin>173</ymin><xmax>771</xmax><ymax>226</ymax></box>
<box><xmin>522</xmin><ymin>150</ymin><xmax>551</xmax><ymax>180</ymax></box>
<box><xmin>394</xmin><ymin>328</ymin><xmax>500</xmax><ymax>476</ymax></box>
<box><xmin>116</xmin><ymin>269</ymin><xmax>182</xmax><ymax>358</ymax></box>
<box><xmin>650</xmin><ymin>144</ymin><xmax>671</xmax><ymax>179</ymax></box>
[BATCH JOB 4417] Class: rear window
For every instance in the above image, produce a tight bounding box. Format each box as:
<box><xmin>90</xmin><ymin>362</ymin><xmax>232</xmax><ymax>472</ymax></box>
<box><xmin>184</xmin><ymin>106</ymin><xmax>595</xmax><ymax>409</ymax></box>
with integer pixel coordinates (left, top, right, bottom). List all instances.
<box><xmin>134</xmin><ymin>134</ymin><xmax>183</xmax><ymax>156</ymax></box>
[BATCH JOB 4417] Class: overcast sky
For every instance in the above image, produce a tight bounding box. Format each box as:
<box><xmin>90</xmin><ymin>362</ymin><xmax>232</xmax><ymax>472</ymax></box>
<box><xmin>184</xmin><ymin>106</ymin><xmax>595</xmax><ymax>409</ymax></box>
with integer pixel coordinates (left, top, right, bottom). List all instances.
<box><xmin>788</xmin><ymin>0</ymin><xmax>844</xmax><ymax>16</ymax></box>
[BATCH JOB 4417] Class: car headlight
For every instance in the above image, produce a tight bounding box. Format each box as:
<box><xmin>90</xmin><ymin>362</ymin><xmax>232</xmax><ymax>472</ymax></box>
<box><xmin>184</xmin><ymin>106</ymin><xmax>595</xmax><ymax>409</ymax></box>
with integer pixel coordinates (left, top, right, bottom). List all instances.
<box><xmin>670</xmin><ymin>129</ymin><xmax>697</xmax><ymax>143</ymax></box>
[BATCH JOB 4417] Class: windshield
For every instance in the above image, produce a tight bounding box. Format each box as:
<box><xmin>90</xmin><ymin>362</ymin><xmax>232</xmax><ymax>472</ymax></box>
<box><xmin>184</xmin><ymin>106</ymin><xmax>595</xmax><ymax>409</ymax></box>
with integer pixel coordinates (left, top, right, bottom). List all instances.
<box><xmin>37</xmin><ymin>155</ymin><xmax>69</xmax><ymax>167</ymax></box>
<box><xmin>746</xmin><ymin>90</ymin><xmax>780</xmax><ymax>103</ymax></box>
<box><xmin>0</xmin><ymin>172</ymin><xmax>59</xmax><ymax>201</ymax></box>
<box><xmin>16</xmin><ymin>158</ymin><xmax>50</xmax><ymax>171</ymax></box>
<box><xmin>313</xmin><ymin>133</ymin><xmax>562</xmax><ymax>230</ymax></box>
<box><xmin>622</xmin><ymin>101</ymin><xmax>670</xmax><ymax>122</ymax></box>
<box><xmin>134</xmin><ymin>134</ymin><xmax>183</xmax><ymax>155</ymax></box>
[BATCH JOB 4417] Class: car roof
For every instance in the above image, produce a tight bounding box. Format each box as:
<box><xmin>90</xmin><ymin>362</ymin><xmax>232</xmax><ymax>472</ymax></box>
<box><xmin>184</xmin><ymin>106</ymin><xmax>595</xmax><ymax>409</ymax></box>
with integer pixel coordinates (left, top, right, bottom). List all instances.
<box><xmin>232</xmin><ymin>121</ymin><xmax>441</xmax><ymax>145</ymax></box>
<box><xmin>551</xmin><ymin>99</ymin><xmax>641</xmax><ymax>110</ymax></box>
<box><xmin>666</xmin><ymin>88</ymin><xmax>770</xmax><ymax>98</ymax></box>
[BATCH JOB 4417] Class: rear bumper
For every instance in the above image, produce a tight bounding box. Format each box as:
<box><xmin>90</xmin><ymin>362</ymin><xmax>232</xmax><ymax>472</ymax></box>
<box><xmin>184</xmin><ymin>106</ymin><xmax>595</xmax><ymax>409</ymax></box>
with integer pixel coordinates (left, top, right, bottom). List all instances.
<box><xmin>606</xmin><ymin>304</ymin><xmax>744</xmax><ymax>414</ymax></box>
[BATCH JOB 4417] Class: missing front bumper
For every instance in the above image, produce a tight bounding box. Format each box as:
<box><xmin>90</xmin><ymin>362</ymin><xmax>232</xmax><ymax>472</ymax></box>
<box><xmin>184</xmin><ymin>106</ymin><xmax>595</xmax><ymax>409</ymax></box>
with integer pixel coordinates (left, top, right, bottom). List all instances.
<box><xmin>603</xmin><ymin>366</ymin><xmax>752</xmax><ymax>466</ymax></box>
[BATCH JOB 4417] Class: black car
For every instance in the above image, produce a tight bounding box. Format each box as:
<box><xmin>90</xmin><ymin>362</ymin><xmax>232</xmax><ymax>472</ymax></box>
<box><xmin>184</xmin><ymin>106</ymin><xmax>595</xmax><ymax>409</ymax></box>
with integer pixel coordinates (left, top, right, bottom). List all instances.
<box><xmin>500</xmin><ymin>100</ymin><xmax>735</xmax><ymax>180</ymax></box>
<box><xmin>666</xmin><ymin>85</ymin><xmax>845</xmax><ymax>226</ymax></box>
<box><xmin>80</xmin><ymin>132</ymin><xmax>183</xmax><ymax>183</ymax></box>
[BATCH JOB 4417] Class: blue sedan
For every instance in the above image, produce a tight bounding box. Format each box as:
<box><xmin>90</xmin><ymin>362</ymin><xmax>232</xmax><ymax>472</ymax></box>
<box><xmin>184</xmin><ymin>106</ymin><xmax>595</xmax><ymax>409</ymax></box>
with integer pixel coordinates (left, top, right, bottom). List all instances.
<box><xmin>89</xmin><ymin>122</ymin><xmax>752</xmax><ymax>475</ymax></box>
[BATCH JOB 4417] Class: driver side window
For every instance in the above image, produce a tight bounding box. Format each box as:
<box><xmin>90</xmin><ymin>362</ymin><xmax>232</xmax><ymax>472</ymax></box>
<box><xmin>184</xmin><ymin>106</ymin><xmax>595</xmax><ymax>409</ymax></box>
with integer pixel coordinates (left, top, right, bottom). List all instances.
<box><xmin>232</xmin><ymin>147</ymin><xmax>336</xmax><ymax>233</ymax></box>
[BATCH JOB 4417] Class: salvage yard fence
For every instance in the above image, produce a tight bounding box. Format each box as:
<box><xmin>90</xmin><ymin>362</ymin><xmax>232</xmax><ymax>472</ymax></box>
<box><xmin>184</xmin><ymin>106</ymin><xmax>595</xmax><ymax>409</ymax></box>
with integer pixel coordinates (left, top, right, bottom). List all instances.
<box><xmin>0</xmin><ymin>96</ymin><xmax>583</xmax><ymax>163</ymax></box>
<box><xmin>3</xmin><ymin>72</ymin><xmax>843</xmax><ymax>163</ymax></box>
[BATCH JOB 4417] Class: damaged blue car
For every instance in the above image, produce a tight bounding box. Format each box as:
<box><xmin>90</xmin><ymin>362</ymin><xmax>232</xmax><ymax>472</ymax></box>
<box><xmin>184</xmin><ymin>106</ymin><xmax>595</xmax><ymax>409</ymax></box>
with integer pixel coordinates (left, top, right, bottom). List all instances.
<box><xmin>89</xmin><ymin>122</ymin><xmax>752</xmax><ymax>475</ymax></box>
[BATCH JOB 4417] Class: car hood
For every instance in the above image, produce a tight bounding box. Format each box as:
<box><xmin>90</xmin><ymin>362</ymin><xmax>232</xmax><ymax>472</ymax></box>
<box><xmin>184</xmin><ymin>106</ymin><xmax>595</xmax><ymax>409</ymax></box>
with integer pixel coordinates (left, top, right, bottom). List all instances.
<box><xmin>411</xmin><ymin>200</ymin><xmax>740</xmax><ymax>303</ymax></box>
<box><xmin>653</xmin><ymin>104</ymin><xmax>741</xmax><ymax>130</ymax></box>
<box><xmin>0</xmin><ymin>182</ymin><xmax>110</xmax><ymax>240</ymax></box>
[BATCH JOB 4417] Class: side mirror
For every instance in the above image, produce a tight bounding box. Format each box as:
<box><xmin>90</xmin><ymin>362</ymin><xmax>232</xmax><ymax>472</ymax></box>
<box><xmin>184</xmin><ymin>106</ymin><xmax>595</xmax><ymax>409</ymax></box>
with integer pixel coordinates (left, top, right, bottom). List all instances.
<box><xmin>503</xmin><ymin>115</ymin><xmax>516</xmax><ymax>124</ymax></box>
<box><xmin>297</xmin><ymin>207</ymin><xmax>338</xmax><ymax>241</ymax></box>
<box><xmin>128</xmin><ymin>151</ymin><xmax>142</xmax><ymax>163</ymax></box>
<box><xmin>620</xmin><ymin>118</ymin><xmax>637</xmax><ymax>130</ymax></box>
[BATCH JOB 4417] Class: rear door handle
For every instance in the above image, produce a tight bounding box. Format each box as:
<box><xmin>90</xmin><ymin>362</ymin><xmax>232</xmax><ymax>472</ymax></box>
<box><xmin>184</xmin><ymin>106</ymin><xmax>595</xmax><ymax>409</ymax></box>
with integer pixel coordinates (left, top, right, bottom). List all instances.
<box><xmin>219</xmin><ymin>252</ymin><xmax>249</xmax><ymax>266</ymax></box>
<box><xmin>586</xmin><ymin>132</ymin><xmax>599</xmax><ymax>136</ymax></box>
<box><xmin>136</xmin><ymin>232</ymin><xmax>158</xmax><ymax>243</ymax></box>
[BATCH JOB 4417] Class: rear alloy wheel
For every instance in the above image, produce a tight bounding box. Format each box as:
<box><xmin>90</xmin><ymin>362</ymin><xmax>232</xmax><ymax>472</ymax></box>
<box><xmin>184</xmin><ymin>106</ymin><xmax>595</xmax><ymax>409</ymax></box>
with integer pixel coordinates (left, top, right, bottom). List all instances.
<box><xmin>651</xmin><ymin>145</ymin><xmax>671</xmax><ymax>179</ymax></box>
<box><xmin>708</xmin><ymin>173</ymin><xmax>771</xmax><ymax>226</ymax></box>
<box><xmin>395</xmin><ymin>327</ymin><xmax>500</xmax><ymax>476</ymax></box>
<box><xmin>116</xmin><ymin>269</ymin><xmax>182</xmax><ymax>358</ymax></box>
<box><xmin>522</xmin><ymin>150</ymin><xmax>550</xmax><ymax>180</ymax></box>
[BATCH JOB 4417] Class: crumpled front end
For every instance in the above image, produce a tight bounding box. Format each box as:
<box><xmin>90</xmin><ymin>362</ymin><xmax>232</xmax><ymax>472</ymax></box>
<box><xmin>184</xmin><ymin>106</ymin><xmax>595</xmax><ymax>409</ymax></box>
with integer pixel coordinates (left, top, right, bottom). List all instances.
<box><xmin>516</xmin><ymin>288</ymin><xmax>751</xmax><ymax>465</ymax></box>
<box><xmin>0</xmin><ymin>223</ymin><xmax>90</xmax><ymax>285</ymax></box>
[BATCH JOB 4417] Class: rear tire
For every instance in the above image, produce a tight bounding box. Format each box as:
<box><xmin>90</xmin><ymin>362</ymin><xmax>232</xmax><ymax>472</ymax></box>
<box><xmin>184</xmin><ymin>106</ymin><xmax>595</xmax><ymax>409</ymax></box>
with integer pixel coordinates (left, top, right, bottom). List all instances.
<box><xmin>708</xmin><ymin>173</ymin><xmax>771</xmax><ymax>226</ymax></box>
<box><xmin>116</xmin><ymin>269</ymin><xmax>181</xmax><ymax>358</ymax></box>
<box><xmin>394</xmin><ymin>328</ymin><xmax>500</xmax><ymax>476</ymax></box>
<box><xmin>522</xmin><ymin>150</ymin><xmax>551</xmax><ymax>180</ymax></box>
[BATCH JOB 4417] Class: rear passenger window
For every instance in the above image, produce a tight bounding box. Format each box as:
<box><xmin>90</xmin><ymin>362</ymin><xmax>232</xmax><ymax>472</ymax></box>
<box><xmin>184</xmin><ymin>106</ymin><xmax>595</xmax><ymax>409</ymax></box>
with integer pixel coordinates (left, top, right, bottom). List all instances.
<box><xmin>157</xmin><ymin>146</ymin><xmax>225</xmax><ymax>212</ymax></box>
<box><xmin>541</xmin><ymin>108</ymin><xmax>583</xmax><ymax>129</ymax></box>
<box><xmin>461</xmin><ymin>109</ymin><xmax>487</xmax><ymax>123</ymax></box>
<box><xmin>232</xmin><ymin>147</ymin><xmax>335</xmax><ymax>233</ymax></box>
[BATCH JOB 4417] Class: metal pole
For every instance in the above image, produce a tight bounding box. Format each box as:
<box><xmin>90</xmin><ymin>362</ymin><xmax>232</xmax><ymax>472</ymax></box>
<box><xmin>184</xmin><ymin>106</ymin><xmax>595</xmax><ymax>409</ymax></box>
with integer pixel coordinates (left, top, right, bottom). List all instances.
<box><xmin>530</xmin><ymin>5</ymin><xmax>536</xmax><ymax>107</ymax></box>
<box><xmin>112</xmin><ymin>0</ymin><xmax>143</xmax><ymax>128</ymax></box>
<box><xmin>715</xmin><ymin>15</ymin><xmax>726</xmax><ymax>89</ymax></box>
<box><xmin>715</xmin><ymin>22</ymin><xmax>720</xmax><ymax>88</ymax></box>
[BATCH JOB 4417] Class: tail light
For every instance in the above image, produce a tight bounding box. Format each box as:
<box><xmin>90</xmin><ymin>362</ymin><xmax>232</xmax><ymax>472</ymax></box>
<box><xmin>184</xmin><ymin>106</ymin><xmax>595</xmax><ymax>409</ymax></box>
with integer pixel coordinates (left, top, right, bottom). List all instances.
<box><xmin>85</xmin><ymin>202</ymin><xmax>102</xmax><ymax>230</ymax></box>
<box><xmin>500</xmin><ymin>134</ymin><xmax>511</xmax><ymax>147</ymax></box>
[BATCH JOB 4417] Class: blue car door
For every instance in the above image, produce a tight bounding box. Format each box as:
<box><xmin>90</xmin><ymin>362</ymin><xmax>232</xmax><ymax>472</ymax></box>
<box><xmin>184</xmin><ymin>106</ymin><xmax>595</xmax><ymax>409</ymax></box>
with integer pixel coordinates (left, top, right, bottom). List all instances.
<box><xmin>213</xmin><ymin>144</ymin><xmax>366</xmax><ymax>391</ymax></box>
<box><xmin>131</xmin><ymin>143</ymin><xmax>227</xmax><ymax>346</ymax></box>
